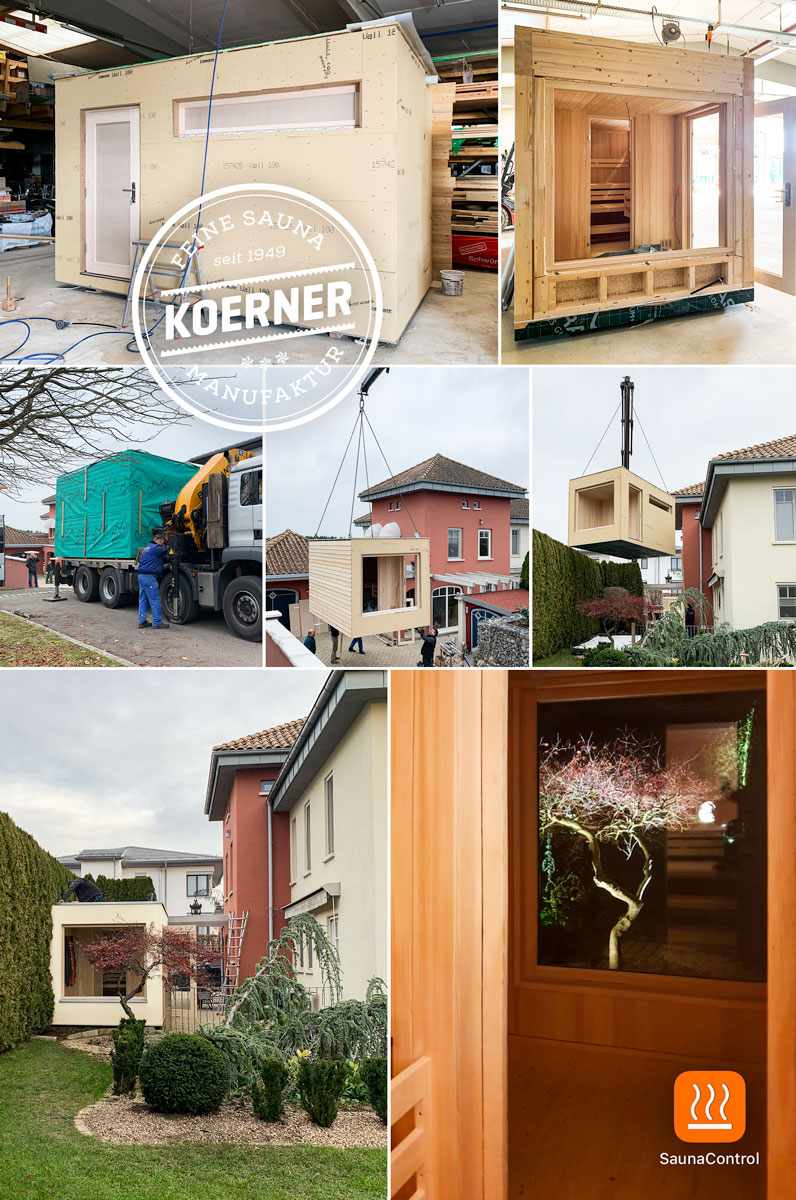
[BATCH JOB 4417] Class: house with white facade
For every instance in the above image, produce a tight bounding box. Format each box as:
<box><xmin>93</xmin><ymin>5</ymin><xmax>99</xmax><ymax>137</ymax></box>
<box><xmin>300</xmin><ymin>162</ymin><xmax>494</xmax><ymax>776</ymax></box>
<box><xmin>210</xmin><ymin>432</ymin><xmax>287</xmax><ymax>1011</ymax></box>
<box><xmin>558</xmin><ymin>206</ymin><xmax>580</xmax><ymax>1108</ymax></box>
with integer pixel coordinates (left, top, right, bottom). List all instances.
<box><xmin>695</xmin><ymin>434</ymin><xmax>796</xmax><ymax>630</ymax></box>
<box><xmin>268</xmin><ymin>670</ymin><xmax>388</xmax><ymax>1003</ymax></box>
<box><xmin>57</xmin><ymin>845</ymin><xmax>223</xmax><ymax>931</ymax></box>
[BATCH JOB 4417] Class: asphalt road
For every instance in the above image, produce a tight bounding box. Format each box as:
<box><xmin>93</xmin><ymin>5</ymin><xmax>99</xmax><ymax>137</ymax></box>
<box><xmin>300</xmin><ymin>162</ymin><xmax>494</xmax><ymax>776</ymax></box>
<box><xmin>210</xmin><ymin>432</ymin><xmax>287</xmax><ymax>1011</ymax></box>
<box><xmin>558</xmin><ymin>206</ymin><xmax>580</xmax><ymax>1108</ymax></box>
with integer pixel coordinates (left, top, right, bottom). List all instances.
<box><xmin>0</xmin><ymin>586</ymin><xmax>262</xmax><ymax>668</ymax></box>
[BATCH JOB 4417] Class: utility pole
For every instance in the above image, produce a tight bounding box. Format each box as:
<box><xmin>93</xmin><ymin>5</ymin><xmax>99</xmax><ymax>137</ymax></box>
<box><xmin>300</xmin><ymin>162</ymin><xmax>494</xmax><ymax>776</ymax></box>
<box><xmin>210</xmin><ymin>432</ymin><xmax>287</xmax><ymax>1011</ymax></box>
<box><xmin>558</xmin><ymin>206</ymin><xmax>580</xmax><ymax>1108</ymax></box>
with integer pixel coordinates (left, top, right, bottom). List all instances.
<box><xmin>620</xmin><ymin>375</ymin><xmax>634</xmax><ymax>469</ymax></box>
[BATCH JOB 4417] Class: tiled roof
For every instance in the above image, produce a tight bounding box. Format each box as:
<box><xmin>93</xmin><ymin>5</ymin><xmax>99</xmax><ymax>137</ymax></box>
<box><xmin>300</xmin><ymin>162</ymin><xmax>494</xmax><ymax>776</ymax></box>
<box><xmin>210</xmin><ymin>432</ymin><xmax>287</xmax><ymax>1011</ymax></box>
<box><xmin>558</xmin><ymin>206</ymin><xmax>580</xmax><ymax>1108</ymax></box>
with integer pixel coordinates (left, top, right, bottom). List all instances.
<box><xmin>213</xmin><ymin>718</ymin><xmax>306</xmax><ymax>752</ymax></box>
<box><xmin>69</xmin><ymin>845</ymin><xmax>221</xmax><ymax>864</ymax></box>
<box><xmin>2</xmin><ymin>525</ymin><xmax>47</xmax><ymax>546</ymax></box>
<box><xmin>672</xmin><ymin>481</ymin><xmax>705</xmax><ymax>497</ymax></box>
<box><xmin>713</xmin><ymin>433</ymin><xmax>796</xmax><ymax>461</ymax></box>
<box><xmin>41</xmin><ymin>494</ymin><xmax>56</xmax><ymax>504</ymax></box>
<box><xmin>266</xmin><ymin>529</ymin><xmax>308</xmax><ymax>577</ymax></box>
<box><xmin>510</xmin><ymin>498</ymin><xmax>529</xmax><ymax>521</ymax></box>
<box><xmin>360</xmin><ymin>453</ymin><xmax>526</xmax><ymax>498</ymax></box>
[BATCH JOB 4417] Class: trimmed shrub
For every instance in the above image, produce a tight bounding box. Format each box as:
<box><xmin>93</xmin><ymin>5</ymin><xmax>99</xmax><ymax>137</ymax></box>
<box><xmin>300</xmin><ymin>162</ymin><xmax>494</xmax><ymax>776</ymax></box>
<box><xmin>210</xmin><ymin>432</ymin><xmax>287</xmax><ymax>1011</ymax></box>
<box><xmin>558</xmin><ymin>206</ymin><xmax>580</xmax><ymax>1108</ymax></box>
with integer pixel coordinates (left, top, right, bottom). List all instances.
<box><xmin>600</xmin><ymin>559</ymin><xmax>643</xmax><ymax>596</ymax></box>
<box><xmin>111</xmin><ymin>1017</ymin><xmax>146</xmax><ymax>1095</ymax></box>
<box><xmin>532</xmin><ymin>530</ymin><xmax>603</xmax><ymax>660</ymax></box>
<box><xmin>520</xmin><ymin>551</ymin><xmax>529</xmax><ymax>590</ymax></box>
<box><xmin>0</xmin><ymin>811</ymin><xmax>74</xmax><ymax>1054</ymax></box>
<box><xmin>582</xmin><ymin>646</ymin><xmax>630</xmax><ymax>668</ymax></box>
<box><xmin>139</xmin><ymin>1033</ymin><xmax>228</xmax><ymax>1114</ymax></box>
<box><xmin>360</xmin><ymin>1056</ymin><xmax>388</xmax><ymax>1123</ymax></box>
<box><xmin>297</xmin><ymin>1056</ymin><xmax>348</xmax><ymax>1127</ymax></box>
<box><xmin>85</xmin><ymin>874</ymin><xmax>156</xmax><ymax>901</ymax></box>
<box><xmin>251</xmin><ymin>1058</ymin><xmax>290</xmax><ymax>1122</ymax></box>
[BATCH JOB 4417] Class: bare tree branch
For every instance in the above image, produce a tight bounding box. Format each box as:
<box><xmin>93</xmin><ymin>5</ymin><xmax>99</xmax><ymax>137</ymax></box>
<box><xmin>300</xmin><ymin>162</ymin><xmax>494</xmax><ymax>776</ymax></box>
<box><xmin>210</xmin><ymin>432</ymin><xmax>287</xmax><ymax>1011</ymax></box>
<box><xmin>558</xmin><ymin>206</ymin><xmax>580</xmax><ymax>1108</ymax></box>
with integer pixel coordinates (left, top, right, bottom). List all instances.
<box><xmin>0</xmin><ymin>368</ymin><xmax>187</xmax><ymax>496</ymax></box>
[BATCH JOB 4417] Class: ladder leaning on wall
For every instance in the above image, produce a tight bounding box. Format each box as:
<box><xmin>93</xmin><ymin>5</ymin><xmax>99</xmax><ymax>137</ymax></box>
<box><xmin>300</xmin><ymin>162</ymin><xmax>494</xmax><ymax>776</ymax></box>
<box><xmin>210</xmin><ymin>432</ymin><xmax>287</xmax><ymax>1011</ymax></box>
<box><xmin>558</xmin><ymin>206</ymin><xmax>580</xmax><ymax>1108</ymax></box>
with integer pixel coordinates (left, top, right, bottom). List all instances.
<box><xmin>223</xmin><ymin>910</ymin><xmax>248</xmax><ymax>996</ymax></box>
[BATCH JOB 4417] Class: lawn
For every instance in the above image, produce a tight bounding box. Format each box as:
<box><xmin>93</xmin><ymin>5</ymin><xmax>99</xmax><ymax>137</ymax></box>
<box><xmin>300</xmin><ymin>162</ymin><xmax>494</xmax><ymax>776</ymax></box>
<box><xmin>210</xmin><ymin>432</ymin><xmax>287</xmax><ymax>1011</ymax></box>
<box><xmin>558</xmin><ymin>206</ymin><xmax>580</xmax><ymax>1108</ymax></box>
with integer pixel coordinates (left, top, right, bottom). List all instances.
<box><xmin>533</xmin><ymin>647</ymin><xmax>583</xmax><ymax>668</ymax></box>
<box><xmin>0</xmin><ymin>1040</ymin><xmax>387</xmax><ymax>1200</ymax></box>
<box><xmin>0</xmin><ymin>613</ymin><xmax>120</xmax><ymax>668</ymax></box>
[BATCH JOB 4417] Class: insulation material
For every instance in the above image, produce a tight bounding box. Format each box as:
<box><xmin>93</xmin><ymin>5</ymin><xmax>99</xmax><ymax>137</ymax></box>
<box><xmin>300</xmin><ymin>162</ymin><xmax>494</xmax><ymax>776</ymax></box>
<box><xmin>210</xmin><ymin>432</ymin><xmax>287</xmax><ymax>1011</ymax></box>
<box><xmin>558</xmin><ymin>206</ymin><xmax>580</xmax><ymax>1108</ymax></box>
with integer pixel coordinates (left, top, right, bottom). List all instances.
<box><xmin>54</xmin><ymin>449</ymin><xmax>196</xmax><ymax>560</ymax></box>
<box><xmin>54</xmin><ymin>25</ymin><xmax>433</xmax><ymax>343</ymax></box>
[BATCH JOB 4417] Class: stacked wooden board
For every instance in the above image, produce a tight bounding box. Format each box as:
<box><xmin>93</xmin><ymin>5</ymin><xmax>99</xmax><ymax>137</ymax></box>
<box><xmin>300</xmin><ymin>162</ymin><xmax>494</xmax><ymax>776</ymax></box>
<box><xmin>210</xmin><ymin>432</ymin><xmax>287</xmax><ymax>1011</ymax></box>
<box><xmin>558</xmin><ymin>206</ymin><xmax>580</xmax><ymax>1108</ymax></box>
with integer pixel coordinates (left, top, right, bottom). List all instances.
<box><xmin>451</xmin><ymin>80</ymin><xmax>499</xmax><ymax>248</ymax></box>
<box><xmin>0</xmin><ymin>52</ymin><xmax>54</xmax><ymax>134</ymax></box>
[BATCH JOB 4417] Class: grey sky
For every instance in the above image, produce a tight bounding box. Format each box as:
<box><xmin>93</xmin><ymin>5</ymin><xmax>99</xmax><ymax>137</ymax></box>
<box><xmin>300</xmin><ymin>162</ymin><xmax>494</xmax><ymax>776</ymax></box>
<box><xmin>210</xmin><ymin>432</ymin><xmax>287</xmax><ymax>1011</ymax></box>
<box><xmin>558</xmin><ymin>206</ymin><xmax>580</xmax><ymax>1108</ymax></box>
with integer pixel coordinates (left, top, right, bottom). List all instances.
<box><xmin>533</xmin><ymin>366</ymin><xmax>796</xmax><ymax>545</ymax></box>
<box><xmin>0</xmin><ymin>669</ymin><xmax>326</xmax><ymax>860</ymax></box>
<box><xmin>265</xmin><ymin>366</ymin><xmax>530</xmax><ymax>537</ymax></box>
<box><xmin>0</xmin><ymin>369</ymin><xmax>262</xmax><ymax>534</ymax></box>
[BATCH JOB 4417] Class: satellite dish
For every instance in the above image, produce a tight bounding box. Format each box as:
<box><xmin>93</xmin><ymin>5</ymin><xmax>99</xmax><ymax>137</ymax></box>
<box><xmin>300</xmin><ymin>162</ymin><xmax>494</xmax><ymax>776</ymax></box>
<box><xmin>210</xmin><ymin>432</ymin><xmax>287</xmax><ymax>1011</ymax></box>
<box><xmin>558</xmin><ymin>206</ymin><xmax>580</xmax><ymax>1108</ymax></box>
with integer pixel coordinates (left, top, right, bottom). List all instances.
<box><xmin>662</xmin><ymin>21</ymin><xmax>681</xmax><ymax>45</ymax></box>
<box><xmin>369</xmin><ymin>522</ymin><xmax>382</xmax><ymax>538</ymax></box>
<box><xmin>381</xmin><ymin>521</ymin><xmax>401</xmax><ymax>537</ymax></box>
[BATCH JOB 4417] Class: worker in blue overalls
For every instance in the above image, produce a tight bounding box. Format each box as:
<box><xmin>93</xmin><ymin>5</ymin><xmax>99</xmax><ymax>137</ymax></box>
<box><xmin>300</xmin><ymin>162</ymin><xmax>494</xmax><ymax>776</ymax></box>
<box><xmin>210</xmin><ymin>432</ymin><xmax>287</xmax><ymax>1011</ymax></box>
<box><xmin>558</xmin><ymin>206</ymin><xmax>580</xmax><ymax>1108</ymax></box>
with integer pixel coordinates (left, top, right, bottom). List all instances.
<box><xmin>137</xmin><ymin>529</ymin><xmax>171</xmax><ymax>631</ymax></box>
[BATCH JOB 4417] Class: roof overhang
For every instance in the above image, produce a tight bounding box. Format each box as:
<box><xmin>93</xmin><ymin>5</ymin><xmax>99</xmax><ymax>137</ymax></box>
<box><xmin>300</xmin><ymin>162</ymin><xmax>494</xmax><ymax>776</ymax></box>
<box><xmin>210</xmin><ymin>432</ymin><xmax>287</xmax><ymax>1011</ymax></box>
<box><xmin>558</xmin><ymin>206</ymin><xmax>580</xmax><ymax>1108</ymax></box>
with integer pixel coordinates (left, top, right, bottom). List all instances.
<box><xmin>673</xmin><ymin>493</ymin><xmax>704</xmax><ymax>530</ymax></box>
<box><xmin>265</xmin><ymin>572</ymin><xmax>309</xmax><ymax>582</ymax></box>
<box><xmin>359</xmin><ymin>480</ymin><xmax>527</xmax><ymax>502</ymax></box>
<box><xmin>707</xmin><ymin>571</ymin><xmax>724</xmax><ymax>588</ymax></box>
<box><xmin>570</xmin><ymin>538</ymin><xmax>668</xmax><ymax>559</ymax></box>
<box><xmin>205</xmin><ymin>747</ymin><xmax>291</xmax><ymax>821</ymax></box>
<box><xmin>283</xmin><ymin>886</ymin><xmax>339</xmax><ymax>919</ymax></box>
<box><xmin>270</xmin><ymin>670</ymin><xmax>387</xmax><ymax>813</ymax></box>
<box><xmin>701</xmin><ymin>459</ymin><xmax>796</xmax><ymax>527</ymax></box>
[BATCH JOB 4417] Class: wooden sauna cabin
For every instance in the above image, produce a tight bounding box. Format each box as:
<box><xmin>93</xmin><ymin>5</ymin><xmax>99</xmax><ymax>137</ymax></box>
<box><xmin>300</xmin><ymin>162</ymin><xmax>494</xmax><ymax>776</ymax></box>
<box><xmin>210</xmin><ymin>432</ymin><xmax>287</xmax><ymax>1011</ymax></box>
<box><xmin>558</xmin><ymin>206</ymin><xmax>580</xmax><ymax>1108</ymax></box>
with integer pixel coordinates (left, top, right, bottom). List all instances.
<box><xmin>391</xmin><ymin>669</ymin><xmax>796</xmax><ymax>1200</ymax></box>
<box><xmin>513</xmin><ymin>28</ymin><xmax>755</xmax><ymax>340</ymax></box>
<box><xmin>568</xmin><ymin>465</ymin><xmax>676</xmax><ymax>559</ymax></box>
<box><xmin>308</xmin><ymin>536</ymin><xmax>430</xmax><ymax>638</ymax></box>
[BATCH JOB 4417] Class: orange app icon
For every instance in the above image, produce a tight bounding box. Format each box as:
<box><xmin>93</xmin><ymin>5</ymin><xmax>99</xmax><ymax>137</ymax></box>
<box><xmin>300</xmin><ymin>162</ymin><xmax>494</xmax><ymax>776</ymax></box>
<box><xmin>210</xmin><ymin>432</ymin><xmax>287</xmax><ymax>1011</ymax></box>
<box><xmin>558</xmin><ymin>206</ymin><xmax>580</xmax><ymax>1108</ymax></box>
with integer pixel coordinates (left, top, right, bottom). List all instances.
<box><xmin>674</xmin><ymin>1071</ymin><xmax>746</xmax><ymax>1143</ymax></box>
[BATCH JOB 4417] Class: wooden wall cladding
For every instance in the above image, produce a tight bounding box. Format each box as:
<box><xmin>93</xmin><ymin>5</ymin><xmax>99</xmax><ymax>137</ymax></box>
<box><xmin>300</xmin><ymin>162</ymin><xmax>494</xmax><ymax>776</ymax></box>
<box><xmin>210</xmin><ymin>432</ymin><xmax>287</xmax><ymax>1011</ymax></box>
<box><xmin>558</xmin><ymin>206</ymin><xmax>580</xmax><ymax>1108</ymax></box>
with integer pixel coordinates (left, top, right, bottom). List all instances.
<box><xmin>391</xmin><ymin>671</ymin><xmax>508</xmax><ymax>1200</ymax></box>
<box><xmin>514</xmin><ymin>27</ymin><xmax>754</xmax><ymax>327</ymax></box>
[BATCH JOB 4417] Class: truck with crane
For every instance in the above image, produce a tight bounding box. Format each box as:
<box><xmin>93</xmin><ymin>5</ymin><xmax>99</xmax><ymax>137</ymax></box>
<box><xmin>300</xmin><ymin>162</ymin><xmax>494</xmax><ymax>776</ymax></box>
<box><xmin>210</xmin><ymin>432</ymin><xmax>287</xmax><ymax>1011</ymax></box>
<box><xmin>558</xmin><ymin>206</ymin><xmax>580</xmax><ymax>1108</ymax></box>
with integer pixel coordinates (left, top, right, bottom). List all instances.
<box><xmin>54</xmin><ymin>446</ymin><xmax>262</xmax><ymax>641</ymax></box>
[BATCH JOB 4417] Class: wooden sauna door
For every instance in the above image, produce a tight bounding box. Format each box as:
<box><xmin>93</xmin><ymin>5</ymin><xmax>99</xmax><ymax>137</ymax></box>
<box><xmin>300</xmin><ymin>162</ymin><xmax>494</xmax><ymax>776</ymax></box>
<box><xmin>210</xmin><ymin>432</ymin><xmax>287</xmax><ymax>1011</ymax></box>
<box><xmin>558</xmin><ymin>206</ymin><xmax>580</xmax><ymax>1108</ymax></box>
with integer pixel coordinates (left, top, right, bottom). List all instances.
<box><xmin>508</xmin><ymin>671</ymin><xmax>796</xmax><ymax>1200</ymax></box>
<box><xmin>754</xmin><ymin>97</ymin><xmax>796</xmax><ymax>294</ymax></box>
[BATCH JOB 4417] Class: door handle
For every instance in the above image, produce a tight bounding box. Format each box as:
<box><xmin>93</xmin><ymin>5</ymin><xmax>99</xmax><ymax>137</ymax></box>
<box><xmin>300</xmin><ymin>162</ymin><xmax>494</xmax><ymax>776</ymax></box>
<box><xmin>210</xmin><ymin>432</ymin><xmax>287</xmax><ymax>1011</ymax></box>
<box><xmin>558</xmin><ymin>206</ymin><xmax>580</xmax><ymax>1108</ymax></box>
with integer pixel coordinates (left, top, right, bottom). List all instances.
<box><xmin>786</xmin><ymin>182</ymin><xmax>792</xmax><ymax>208</ymax></box>
<box><xmin>121</xmin><ymin>183</ymin><xmax>136</xmax><ymax>203</ymax></box>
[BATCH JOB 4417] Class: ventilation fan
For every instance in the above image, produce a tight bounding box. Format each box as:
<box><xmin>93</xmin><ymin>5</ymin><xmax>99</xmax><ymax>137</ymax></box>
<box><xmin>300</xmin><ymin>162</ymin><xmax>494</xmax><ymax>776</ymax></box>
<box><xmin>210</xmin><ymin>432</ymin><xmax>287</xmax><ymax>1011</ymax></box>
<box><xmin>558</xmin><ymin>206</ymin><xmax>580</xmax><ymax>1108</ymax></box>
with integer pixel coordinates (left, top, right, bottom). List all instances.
<box><xmin>661</xmin><ymin>20</ymin><xmax>682</xmax><ymax>45</ymax></box>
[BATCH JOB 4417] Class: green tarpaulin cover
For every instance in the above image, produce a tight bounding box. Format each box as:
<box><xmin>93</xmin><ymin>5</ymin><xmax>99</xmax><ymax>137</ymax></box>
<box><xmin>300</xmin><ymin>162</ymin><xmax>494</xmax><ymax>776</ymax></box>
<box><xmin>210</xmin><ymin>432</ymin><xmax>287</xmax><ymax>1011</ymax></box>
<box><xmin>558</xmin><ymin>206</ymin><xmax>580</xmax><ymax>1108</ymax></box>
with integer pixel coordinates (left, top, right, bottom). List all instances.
<box><xmin>54</xmin><ymin>450</ymin><xmax>196</xmax><ymax>560</ymax></box>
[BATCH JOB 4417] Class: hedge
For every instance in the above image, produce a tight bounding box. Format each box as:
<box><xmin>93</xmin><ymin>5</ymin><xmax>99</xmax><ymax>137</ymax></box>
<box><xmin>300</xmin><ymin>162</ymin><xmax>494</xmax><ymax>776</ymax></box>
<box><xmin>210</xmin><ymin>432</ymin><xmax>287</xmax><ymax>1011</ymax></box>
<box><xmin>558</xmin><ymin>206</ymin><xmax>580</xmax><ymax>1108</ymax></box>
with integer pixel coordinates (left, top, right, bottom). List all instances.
<box><xmin>599</xmin><ymin>559</ymin><xmax>643</xmax><ymax>596</ymax></box>
<box><xmin>85</xmin><ymin>874</ymin><xmax>156</xmax><ymax>901</ymax></box>
<box><xmin>532</xmin><ymin>530</ymin><xmax>644</xmax><ymax>660</ymax></box>
<box><xmin>0</xmin><ymin>811</ymin><xmax>74</xmax><ymax>1053</ymax></box>
<box><xmin>532</xmin><ymin>530</ymin><xmax>602</xmax><ymax>660</ymax></box>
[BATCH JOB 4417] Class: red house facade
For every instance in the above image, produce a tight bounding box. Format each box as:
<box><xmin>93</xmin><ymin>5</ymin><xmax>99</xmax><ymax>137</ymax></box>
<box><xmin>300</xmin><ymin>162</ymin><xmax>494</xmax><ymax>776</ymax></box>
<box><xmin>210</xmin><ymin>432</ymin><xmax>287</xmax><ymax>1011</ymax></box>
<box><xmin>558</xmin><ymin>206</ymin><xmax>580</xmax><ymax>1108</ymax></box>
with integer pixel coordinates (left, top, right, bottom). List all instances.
<box><xmin>356</xmin><ymin>454</ymin><xmax>528</xmax><ymax>632</ymax></box>
<box><xmin>675</xmin><ymin>482</ymin><xmax>712</xmax><ymax>625</ymax></box>
<box><xmin>204</xmin><ymin>718</ymin><xmax>305</xmax><ymax>983</ymax></box>
<box><xmin>266</xmin><ymin>529</ymin><xmax>310</xmax><ymax>628</ymax></box>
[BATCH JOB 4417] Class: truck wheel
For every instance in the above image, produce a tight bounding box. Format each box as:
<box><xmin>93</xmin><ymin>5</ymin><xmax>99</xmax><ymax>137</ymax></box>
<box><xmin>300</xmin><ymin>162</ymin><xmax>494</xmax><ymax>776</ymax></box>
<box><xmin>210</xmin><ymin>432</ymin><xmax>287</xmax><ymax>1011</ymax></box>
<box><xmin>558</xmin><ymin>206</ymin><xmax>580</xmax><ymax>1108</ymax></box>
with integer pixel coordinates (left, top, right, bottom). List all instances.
<box><xmin>223</xmin><ymin>576</ymin><xmax>261</xmax><ymax>641</ymax></box>
<box><xmin>74</xmin><ymin>565</ymin><xmax>99</xmax><ymax>603</ymax></box>
<box><xmin>160</xmin><ymin>573</ymin><xmax>200</xmax><ymax>625</ymax></box>
<box><xmin>99</xmin><ymin>567</ymin><xmax>127</xmax><ymax>609</ymax></box>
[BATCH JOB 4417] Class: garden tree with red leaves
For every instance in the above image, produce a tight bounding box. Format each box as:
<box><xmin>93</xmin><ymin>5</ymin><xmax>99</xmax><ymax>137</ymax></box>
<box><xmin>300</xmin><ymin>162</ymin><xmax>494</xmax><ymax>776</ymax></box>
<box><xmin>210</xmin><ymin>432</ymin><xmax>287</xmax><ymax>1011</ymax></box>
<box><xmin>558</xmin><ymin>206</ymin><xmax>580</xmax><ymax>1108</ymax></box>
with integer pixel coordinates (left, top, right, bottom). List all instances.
<box><xmin>82</xmin><ymin>924</ymin><xmax>204</xmax><ymax>1019</ymax></box>
<box><xmin>578</xmin><ymin>586</ymin><xmax>647</xmax><ymax>647</ymax></box>
<box><xmin>539</xmin><ymin>733</ymin><xmax>714</xmax><ymax>970</ymax></box>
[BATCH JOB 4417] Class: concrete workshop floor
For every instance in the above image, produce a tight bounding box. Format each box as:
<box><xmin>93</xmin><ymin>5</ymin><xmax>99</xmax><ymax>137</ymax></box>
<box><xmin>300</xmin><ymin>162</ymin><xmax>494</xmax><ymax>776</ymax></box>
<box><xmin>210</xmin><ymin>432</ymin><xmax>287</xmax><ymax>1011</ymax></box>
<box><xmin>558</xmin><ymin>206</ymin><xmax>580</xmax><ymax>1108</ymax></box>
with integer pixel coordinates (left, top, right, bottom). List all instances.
<box><xmin>500</xmin><ymin>229</ymin><xmax>796</xmax><ymax>365</ymax></box>
<box><xmin>0</xmin><ymin>247</ymin><xmax>498</xmax><ymax>366</ymax></box>
<box><xmin>0</xmin><ymin>585</ymin><xmax>262</xmax><ymax>668</ymax></box>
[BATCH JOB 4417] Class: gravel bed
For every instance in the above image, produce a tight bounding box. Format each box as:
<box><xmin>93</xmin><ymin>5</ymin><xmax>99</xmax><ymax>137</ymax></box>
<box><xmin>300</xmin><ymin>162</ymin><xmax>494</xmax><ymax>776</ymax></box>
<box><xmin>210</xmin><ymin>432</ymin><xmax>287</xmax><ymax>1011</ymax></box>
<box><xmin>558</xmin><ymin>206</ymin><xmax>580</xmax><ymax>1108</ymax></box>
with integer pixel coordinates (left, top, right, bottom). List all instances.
<box><xmin>61</xmin><ymin>1035</ymin><xmax>115</xmax><ymax>1063</ymax></box>
<box><xmin>76</xmin><ymin>1095</ymin><xmax>387</xmax><ymax>1148</ymax></box>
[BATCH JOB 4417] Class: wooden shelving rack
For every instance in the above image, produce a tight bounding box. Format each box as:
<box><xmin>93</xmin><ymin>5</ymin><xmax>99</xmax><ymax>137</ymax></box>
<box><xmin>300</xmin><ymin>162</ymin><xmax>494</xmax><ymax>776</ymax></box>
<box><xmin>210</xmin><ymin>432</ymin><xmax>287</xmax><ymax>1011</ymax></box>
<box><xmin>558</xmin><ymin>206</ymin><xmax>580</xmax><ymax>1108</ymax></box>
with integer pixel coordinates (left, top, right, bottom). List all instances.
<box><xmin>449</xmin><ymin>77</ymin><xmax>499</xmax><ymax>239</ymax></box>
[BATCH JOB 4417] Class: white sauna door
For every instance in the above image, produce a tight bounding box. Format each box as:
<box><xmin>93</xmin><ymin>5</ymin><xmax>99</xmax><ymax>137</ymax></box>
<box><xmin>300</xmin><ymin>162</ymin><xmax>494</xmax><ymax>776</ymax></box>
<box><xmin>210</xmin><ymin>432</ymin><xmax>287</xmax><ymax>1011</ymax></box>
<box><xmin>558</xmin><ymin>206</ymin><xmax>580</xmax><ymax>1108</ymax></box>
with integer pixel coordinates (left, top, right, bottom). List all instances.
<box><xmin>85</xmin><ymin>107</ymin><xmax>140</xmax><ymax>278</ymax></box>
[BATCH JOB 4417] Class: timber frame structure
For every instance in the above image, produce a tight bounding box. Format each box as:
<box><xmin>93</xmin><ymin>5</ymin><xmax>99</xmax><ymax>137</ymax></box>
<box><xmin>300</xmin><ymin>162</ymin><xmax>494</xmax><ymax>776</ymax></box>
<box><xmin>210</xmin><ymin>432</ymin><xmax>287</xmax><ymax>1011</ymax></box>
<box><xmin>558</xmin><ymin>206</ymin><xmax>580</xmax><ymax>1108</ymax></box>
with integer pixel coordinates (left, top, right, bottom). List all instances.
<box><xmin>513</xmin><ymin>29</ymin><xmax>755</xmax><ymax>340</ymax></box>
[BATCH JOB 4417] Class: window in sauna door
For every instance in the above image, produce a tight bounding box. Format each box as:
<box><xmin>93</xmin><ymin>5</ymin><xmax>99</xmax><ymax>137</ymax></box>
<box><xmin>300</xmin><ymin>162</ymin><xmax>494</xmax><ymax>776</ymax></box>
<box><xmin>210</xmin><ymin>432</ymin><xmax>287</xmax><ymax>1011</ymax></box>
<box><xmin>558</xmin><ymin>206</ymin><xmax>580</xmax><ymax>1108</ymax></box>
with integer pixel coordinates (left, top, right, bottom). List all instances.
<box><xmin>537</xmin><ymin>689</ymin><xmax>766</xmax><ymax>982</ymax></box>
<box><xmin>589</xmin><ymin>118</ymin><xmax>631</xmax><ymax>256</ymax></box>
